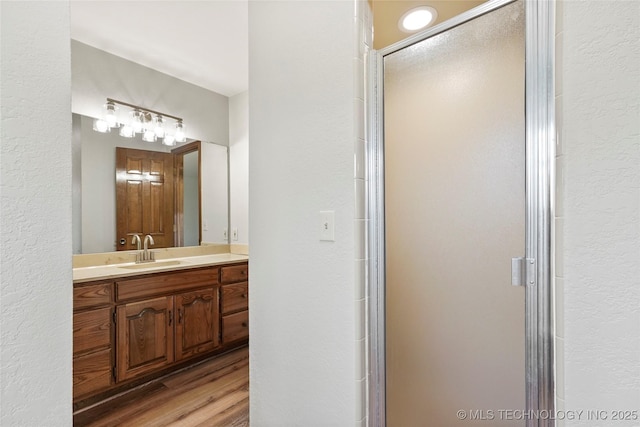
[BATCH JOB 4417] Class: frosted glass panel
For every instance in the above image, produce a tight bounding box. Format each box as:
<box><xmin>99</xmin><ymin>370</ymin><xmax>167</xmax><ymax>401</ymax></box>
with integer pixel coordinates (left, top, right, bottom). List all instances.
<box><xmin>384</xmin><ymin>2</ymin><xmax>525</xmax><ymax>426</ymax></box>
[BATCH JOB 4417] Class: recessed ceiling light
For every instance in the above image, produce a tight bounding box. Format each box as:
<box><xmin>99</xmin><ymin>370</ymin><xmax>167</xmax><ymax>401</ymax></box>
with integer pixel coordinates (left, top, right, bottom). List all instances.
<box><xmin>399</xmin><ymin>6</ymin><xmax>438</xmax><ymax>33</ymax></box>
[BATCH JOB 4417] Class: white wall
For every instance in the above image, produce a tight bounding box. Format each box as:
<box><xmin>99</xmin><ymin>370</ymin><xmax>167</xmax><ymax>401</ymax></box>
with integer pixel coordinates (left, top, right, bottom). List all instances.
<box><xmin>201</xmin><ymin>142</ymin><xmax>229</xmax><ymax>244</ymax></box>
<box><xmin>230</xmin><ymin>91</ymin><xmax>249</xmax><ymax>246</ymax></box>
<box><xmin>248</xmin><ymin>1</ymin><xmax>360</xmax><ymax>425</ymax></box>
<box><xmin>0</xmin><ymin>2</ymin><xmax>73</xmax><ymax>426</ymax></box>
<box><xmin>558</xmin><ymin>0</ymin><xmax>640</xmax><ymax>423</ymax></box>
<box><xmin>71</xmin><ymin>40</ymin><xmax>229</xmax><ymax>145</ymax></box>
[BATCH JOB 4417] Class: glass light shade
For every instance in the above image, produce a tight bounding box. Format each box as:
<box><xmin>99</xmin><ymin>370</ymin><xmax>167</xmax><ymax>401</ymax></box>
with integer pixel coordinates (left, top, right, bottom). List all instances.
<box><xmin>105</xmin><ymin>102</ymin><xmax>118</xmax><ymax>128</ymax></box>
<box><xmin>131</xmin><ymin>110</ymin><xmax>144</xmax><ymax>134</ymax></box>
<box><xmin>399</xmin><ymin>7</ymin><xmax>437</xmax><ymax>32</ymax></box>
<box><xmin>162</xmin><ymin>134</ymin><xmax>176</xmax><ymax>146</ymax></box>
<box><xmin>153</xmin><ymin>115</ymin><xmax>165</xmax><ymax>138</ymax></box>
<box><xmin>119</xmin><ymin>124</ymin><xmax>134</xmax><ymax>138</ymax></box>
<box><xmin>93</xmin><ymin>118</ymin><xmax>110</xmax><ymax>133</ymax></box>
<box><xmin>142</xmin><ymin>128</ymin><xmax>156</xmax><ymax>142</ymax></box>
<box><xmin>175</xmin><ymin>121</ymin><xmax>186</xmax><ymax>143</ymax></box>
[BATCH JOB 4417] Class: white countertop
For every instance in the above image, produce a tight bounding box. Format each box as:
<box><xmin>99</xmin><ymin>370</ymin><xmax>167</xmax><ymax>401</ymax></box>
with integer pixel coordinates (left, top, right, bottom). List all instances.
<box><xmin>73</xmin><ymin>253</ymin><xmax>249</xmax><ymax>284</ymax></box>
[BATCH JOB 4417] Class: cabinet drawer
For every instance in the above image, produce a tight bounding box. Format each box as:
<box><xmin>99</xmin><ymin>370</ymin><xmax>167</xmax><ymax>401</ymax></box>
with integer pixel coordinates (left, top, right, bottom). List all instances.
<box><xmin>220</xmin><ymin>264</ymin><xmax>248</xmax><ymax>284</ymax></box>
<box><xmin>73</xmin><ymin>307</ymin><xmax>112</xmax><ymax>355</ymax></box>
<box><xmin>221</xmin><ymin>282</ymin><xmax>248</xmax><ymax>314</ymax></box>
<box><xmin>222</xmin><ymin>310</ymin><xmax>248</xmax><ymax>343</ymax></box>
<box><xmin>116</xmin><ymin>267</ymin><xmax>218</xmax><ymax>301</ymax></box>
<box><xmin>73</xmin><ymin>348</ymin><xmax>112</xmax><ymax>399</ymax></box>
<box><xmin>74</xmin><ymin>282</ymin><xmax>112</xmax><ymax>310</ymax></box>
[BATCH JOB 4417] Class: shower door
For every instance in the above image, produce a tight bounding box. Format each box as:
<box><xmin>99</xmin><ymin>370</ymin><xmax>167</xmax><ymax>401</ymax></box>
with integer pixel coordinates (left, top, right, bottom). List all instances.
<box><xmin>383</xmin><ymin>1</ymin><xmax>525</xmax><ymax>425</ymax></box>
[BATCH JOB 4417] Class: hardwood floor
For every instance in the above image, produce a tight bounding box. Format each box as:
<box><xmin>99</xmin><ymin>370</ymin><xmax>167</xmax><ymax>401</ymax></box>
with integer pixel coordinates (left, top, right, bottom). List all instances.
<box><xmin>74</xmin><ymin>346</ymin><xmax>249</xmax><ymax>427</ymax></box>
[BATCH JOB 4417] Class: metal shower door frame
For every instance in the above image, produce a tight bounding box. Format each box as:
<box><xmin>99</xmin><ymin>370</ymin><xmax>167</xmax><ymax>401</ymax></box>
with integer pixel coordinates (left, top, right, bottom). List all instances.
<box><xmin>366</xmin><ymin>0</ymin><xmax>556</xmax><ymax>426</ymax></box>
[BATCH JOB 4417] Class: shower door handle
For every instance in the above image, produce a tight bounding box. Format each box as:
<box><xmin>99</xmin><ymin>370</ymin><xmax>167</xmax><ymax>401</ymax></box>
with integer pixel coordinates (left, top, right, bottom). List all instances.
<box><xmin>511</xmin><ymin>257</ymin><xmax>536</xmax><ymax>286</ymax></box>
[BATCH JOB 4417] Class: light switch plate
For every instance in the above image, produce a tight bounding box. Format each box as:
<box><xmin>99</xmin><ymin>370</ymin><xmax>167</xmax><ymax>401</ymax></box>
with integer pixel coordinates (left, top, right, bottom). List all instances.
<box><xmin>319</xmin><ymin>211</ymin><xmax>335</xmax><ymax>241</ymax></box>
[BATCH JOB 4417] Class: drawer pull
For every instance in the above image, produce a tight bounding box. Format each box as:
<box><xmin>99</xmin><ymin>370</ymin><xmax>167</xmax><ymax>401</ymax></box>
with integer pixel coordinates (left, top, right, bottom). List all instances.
<box><xmin>241</xmin><ymin>293</ymin><xmax>248</xmax><ymax>299</ymax></box>
<box><xmin>241</xmin><ymin>322</ymin><xmax>248</xmax><ymax>328</ymax></box>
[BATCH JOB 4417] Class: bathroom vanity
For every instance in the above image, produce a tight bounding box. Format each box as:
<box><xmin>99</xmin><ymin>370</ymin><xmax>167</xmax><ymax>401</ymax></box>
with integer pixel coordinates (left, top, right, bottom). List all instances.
<box><xmin>72</xmin><ymin>253</ymin><xmax>248</xmax><ymax>407</ymax></box>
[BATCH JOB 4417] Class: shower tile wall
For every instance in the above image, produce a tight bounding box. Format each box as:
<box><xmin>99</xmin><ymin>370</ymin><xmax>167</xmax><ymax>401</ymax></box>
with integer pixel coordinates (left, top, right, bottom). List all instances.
<box><xmin>555</xmin><ymin>0</ymin><xmax>565</xmax><ymax>424</ymax></box>
<box><xmin>354</xmin><ymin>1</ymin><xmax>372</xmax><ymax>425</ymax></box>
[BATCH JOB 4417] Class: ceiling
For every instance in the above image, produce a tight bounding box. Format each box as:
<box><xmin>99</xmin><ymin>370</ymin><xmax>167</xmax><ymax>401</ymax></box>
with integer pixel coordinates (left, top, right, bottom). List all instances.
<box><xmin>70</xmin><ymin>1</ymin><xmax>249</xmax><ymax>97</ymax></box>
<box><xmin>372</xmin><ymin>0</ymin><xmax>487</xmax><ymax>49</ymax></box>
<box><xmin>70</xmin><ymin>1</ymin><xmax>484</xmax><ymax>97</ymax></box>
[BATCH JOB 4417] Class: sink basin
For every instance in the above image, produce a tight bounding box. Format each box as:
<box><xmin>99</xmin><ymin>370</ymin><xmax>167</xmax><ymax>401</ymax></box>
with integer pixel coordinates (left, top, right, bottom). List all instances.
<box><xmin>118</xmin><ymin>260</ymin><xmax>185</xmax><ymax>270</ymax></box>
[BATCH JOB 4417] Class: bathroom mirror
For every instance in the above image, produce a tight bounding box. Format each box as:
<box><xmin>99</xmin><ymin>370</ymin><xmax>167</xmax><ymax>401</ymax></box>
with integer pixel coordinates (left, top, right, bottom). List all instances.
<box><xmin>72</xmin><ymin>113</ymin><xmax>229</xmax><ymax>254</ymax></box>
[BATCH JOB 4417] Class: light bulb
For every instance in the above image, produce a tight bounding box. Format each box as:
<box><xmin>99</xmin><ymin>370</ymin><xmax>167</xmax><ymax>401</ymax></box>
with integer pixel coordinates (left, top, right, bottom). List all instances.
<box><xmin>162</xmin><ymin>134</ymin><xmax>176</xmax><ymax>146</ymax></box>
<box><xmin>119</xmin><ymin>124</ymin><xmax>134</xmax><ymax>138</ymax></box>
<box><xmin>131</xmin><ymin>110</ymin><xmax>144</xmax><ymax>134</ymax></box>
<box><xmin>153</xmin><ymin>115</ymin><xmax>165</xmax><ymax>138</ymax></box>
<box><xmin>105</xmin><ymin>101</ymin><xmax>118</xmax><ymax>128</ymax></box>
<box><xmin>175</xmin><ymin>121</ymin><xmax>186</xmax><ymax>143</ymax></box>
<box><xmin>142</xmin><ymin>128</ymin><xmax>156</xmax><ymax>142</ymax></box>
<box><xmin>93</xmin><ymin>118</ymin><xmax>110</xmax><ymax>133</ymax></box>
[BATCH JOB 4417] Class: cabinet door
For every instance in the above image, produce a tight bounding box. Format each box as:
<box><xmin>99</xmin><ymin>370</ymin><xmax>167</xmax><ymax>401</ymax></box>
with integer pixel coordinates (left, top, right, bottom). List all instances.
<box><xmin>175</xmin><ymin>288</ymin><xmax>219</xmax><ymax>361</ymax></box>
<box><xmin>117</xmin><ymin>296</ymin><xmax>174</xmax><ymax>381</ymax></box>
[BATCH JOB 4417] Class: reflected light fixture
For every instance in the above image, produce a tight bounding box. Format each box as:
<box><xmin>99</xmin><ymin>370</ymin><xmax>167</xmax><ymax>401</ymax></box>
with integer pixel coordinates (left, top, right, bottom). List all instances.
<box><xmin>92</xmin><ymin>98</ymin><xmax>186</xmax><ymax>146</ymax></box>
<box><xmin>399</xmin><ymin>6</ymin><xmax>437</xmax><ymax>32</ymax></box>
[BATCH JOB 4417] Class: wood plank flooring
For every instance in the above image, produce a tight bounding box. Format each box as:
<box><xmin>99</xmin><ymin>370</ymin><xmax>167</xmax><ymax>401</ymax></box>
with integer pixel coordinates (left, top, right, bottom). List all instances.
<box><xmin>74</xmin><ymin>346</ymin><xmax>249</xmax><ymax>427</ymax></box>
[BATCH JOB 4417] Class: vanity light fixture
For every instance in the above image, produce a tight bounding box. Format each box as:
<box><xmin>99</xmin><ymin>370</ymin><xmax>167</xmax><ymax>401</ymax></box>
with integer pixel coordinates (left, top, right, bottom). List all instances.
<box><xmin>92</xmin><ymin>98</ymin><xmax>186</xmax><ymax>146</ymax></box>
<box><xmin>399</xmin><ymin>6</ymin><xmax>438</xmax><ymax>33</ymax></box>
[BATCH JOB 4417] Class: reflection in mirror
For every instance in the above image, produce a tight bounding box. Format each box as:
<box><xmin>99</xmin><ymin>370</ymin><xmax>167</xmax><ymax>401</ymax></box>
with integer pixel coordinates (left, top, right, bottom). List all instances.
<box><xmin>173</xmin><ymin>141</ymin><xmax>202</xmax><ymax>248</ymax></box>
<box><xmin>183</xmin><ymin>151</ymin><xmax>200</xmax><ymax>247</ymax></box>
<box><xmin>72</xmin><ymin>113</ymin><xmax>229</xmax><ymax>254</ymax></box>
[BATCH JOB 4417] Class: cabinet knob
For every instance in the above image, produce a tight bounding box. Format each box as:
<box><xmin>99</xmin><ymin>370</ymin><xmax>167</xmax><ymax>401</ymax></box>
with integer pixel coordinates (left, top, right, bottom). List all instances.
<box><xmin>241</xmin><ymin>293</ymin><xmax>247</xmax><ymax>299</ymax></box>
<box><xmin>241</xmin><ymin>322</ymin><xmax>248</xmax><ymax>328</ymax></box>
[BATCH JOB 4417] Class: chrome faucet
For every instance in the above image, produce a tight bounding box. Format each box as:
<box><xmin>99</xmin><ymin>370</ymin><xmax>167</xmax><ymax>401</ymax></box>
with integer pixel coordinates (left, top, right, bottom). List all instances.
<box><xmin>132</xmin><ymin>233</ymin><xmax>155</xmax><ymax>263</ymax></box>
<box><xmin>132</xmin><ymin>234</ymin><xmax>142</xmax><ymax>251</ymax></box>
<box><xmin>142</xmin><ymin>234</ymin><xmax>155</xmax><ymax>263</ymax></box>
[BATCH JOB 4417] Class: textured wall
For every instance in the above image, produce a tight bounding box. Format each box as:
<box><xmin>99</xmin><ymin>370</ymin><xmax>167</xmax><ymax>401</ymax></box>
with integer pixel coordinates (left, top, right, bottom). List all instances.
<box><xmin>248</xmin><ymin>1</ymin><xmax>357</xmax><ymax>424</ymax></box>
<box><xmin>559</xmin><ymin>0</ymin><xmax>640</xmax><ymax>423</ymax></box>
<box><xmin>0</xmin><ymin>2</ymin><xmax>73</xmax><ymax>425</ymax></box>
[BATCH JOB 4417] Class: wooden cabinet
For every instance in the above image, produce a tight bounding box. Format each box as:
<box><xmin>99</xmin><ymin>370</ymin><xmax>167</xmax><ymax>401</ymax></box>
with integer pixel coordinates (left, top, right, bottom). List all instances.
<box><xmin>73</xmin><ymin>261</ymin><xmax>248</xmax><ymax>404</ymax></box>
<box><xmin>73</xmin><ymin>282</ymin><xmax>114</xmax><ymax>400</ymax></box>
<box><xmin>220</xmin><ymin>264</ymin><xmax>249</xmax><ymax>344</ymax></box>
<box><xmin>114</xmin><ymin>266</ymin><xmax>221</xmax><ymax>382</ymax></box>
<box><xmin>175</xmin><ymin>288</ymin><xmax>219</xmax><ymax>361</ymax></box>
<box><xmin>116</xmin><ymin>296</ymin><xmax>174</xmax><ymax>381</ymax></box>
